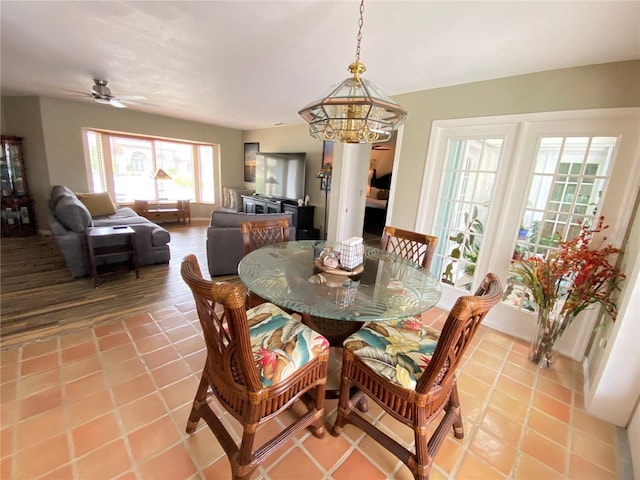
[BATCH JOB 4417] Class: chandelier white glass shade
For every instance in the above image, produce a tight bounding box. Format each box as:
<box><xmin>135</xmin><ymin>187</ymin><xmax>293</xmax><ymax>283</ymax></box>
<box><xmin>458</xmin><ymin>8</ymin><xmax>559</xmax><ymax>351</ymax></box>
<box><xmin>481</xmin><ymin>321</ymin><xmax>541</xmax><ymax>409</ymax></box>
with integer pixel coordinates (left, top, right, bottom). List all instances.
<box><xmin>298</xmin><ymin>1</ymin><xmax>407</xmax><ymax>144</ymax></box>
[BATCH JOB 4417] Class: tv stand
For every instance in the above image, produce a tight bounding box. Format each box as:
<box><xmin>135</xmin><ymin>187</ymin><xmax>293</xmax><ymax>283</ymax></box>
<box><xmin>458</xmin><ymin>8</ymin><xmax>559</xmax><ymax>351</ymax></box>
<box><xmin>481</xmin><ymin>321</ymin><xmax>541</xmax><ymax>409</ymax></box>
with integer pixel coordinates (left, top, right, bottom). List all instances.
<box><xmin>242</xmin><ymin>195</ymin><xmax>319</xmax><ymax>239</ymax></box>
<box><xmin>242</xmin><ymin>195</ymin><xmax>282</xmax><ymax>214</ymax></box>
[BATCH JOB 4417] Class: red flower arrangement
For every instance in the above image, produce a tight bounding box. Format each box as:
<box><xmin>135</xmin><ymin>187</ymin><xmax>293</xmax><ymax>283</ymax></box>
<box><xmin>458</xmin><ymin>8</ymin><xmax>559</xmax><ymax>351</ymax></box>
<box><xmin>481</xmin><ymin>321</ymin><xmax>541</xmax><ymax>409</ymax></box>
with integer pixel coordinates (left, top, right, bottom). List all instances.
<box><xmin>511</xmin><ymin>216</ymin><xmax>625</xmax><ymax>367</ymax></box>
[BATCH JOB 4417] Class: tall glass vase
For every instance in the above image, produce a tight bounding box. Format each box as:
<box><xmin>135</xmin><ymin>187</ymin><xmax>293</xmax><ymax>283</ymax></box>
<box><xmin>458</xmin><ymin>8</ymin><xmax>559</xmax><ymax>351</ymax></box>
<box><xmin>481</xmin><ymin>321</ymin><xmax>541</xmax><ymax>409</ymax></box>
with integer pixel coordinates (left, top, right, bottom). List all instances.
<box><xmin>529</xmin><ymin>306</ymin><xmax>572</xmax><ymax>368</ymax></box>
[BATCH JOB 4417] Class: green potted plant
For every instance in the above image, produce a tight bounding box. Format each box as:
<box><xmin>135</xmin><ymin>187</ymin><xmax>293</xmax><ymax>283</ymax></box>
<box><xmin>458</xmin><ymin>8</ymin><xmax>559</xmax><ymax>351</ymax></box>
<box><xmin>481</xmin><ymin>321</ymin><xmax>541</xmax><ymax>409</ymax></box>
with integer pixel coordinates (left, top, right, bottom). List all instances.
<box><xmin>512</xmin><ymin>244</ymin><xmax>527</xmax><ymax>261</ymax></box>
<box><xmin>442</xmin><ymin>207</ymin><xmax>484</xmax><ymax>286</ymax></box>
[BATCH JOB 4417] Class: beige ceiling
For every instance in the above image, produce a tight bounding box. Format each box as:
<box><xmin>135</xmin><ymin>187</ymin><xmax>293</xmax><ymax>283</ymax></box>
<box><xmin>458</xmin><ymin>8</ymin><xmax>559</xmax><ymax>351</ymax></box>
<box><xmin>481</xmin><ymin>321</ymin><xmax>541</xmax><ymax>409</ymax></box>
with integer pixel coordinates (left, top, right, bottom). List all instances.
<box><xmin>1</xmin><ymin>1</ymin><xmax>639</xmax><ymax>130</ymax></box>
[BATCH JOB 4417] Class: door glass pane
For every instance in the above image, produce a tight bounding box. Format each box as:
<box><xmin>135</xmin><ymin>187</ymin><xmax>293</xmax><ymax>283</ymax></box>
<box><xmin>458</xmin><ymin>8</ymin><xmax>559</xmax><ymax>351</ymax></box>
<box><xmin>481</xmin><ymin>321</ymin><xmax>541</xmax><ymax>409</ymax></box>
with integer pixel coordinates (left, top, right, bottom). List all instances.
<box><xmin>432</xmin><ymin>138</ymin><xmax>503</xmax><ymax>291</ymax></box>
<box><xmin>504</xmin><ymin>135</ymin><xmax>618</xmax><ymax>310</ymax></box>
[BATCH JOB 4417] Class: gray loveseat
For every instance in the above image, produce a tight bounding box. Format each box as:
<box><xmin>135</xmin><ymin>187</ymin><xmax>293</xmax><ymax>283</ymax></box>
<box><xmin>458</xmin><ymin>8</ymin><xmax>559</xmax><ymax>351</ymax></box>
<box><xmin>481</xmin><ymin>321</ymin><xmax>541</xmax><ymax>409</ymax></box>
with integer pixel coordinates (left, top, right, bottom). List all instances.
<box><xmin>207</xmin><ymin>209</ymin><xmax>295</xmax><ymax>276</ymax></box>
<box><xmin>48</xmin><ymin>185</ymin><xmax>171</xmax><ymax>278</ymax></box>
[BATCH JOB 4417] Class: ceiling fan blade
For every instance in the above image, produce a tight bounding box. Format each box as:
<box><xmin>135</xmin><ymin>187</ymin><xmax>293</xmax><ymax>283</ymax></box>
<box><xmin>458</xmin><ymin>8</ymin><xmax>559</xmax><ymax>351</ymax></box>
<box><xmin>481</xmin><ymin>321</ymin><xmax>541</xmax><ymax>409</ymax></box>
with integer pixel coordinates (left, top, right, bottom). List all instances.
<box><xmin>109</xmin><ymin>99</ymin><xmax>127</xmax><ymax>108</ymax></box>
<box><xmin>117</xmin><ymin>95</ymin><xmax>147</xmax><ymax>101</ymax></box>
<box><xmin>60</xmin><ymin>87</ymin><xmax>92</xmax><ymax>97</ymax></box>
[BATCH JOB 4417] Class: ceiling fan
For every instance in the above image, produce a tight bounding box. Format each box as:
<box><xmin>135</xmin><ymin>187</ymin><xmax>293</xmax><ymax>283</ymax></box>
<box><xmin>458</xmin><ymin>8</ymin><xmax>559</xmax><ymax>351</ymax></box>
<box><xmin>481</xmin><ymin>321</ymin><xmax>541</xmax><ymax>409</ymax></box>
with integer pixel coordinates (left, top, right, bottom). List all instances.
<box><xmin>88</xmin><ymin>79</ymin><xmax>147</xmax><ymax>108</ymax></box>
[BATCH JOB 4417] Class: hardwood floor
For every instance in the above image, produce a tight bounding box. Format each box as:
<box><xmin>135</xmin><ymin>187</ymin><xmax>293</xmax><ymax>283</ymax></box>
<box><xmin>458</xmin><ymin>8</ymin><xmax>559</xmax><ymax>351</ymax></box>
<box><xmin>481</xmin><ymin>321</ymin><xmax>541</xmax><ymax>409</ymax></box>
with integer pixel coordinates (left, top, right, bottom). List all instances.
<box><xmin>1</xmin><ymin>222</ymin><xmax>381</xmax><ymax>348</ymax></box>
<box><xmin>0</xmin><ymin>221</ymin><xmax>229</xmax><ymax>348</ymax></box>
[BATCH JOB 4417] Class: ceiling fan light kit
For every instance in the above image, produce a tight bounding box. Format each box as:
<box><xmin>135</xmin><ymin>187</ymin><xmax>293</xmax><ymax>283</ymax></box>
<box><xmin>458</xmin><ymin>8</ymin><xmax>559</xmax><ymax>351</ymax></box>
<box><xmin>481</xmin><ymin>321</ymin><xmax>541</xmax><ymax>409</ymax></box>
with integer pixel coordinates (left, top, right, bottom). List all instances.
<box><xmin>299</xmin><ymin>0</ymin><xmax>407</xmax><ymax>144</ymax></box>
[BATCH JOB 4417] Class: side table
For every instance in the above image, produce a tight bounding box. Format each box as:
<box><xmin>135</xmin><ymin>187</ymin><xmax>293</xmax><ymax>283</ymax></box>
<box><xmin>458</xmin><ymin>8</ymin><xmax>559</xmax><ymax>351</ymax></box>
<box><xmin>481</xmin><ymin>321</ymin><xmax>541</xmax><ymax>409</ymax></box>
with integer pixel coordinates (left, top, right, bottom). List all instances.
<box><xmin>86</xmin><ymin>226</ymin><xmax>139</xmax><ymax>287</ymax></box>
<box><xmin>134</xmin><ymin>199</ymin><xmax>190</xmax><ymax>224</ymax></box>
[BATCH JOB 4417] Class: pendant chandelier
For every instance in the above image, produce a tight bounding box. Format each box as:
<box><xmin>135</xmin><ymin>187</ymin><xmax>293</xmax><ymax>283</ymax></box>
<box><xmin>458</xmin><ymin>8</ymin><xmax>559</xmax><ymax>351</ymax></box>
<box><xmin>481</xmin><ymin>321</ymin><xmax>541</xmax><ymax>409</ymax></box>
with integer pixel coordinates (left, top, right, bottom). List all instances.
<box><xmin>298</xmin><ymin>0</ymin><xmax>407</xmax><ymax>144</ymax></box>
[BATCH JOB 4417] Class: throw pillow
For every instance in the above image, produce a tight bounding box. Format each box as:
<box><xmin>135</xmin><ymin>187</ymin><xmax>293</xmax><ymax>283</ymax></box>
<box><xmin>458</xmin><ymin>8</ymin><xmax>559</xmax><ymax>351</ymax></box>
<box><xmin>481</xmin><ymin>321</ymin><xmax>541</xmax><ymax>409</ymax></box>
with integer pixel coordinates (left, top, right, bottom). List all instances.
<box><xmin>223</xmin><ymin>186</ymin><xmax>250</xmax><ymax>209</ymax></box>
<box><xmin>76</xmin><ymin>192</ymin><xmax>117</xmax><ymax>217</ymax></box>
<box><xmin>222</xmin><ymin>186</ymin><xmax>233</xmax><ymax>209</ymax></box>
<box><xmin>231</xmin><ymin>189</ymin><xmax>254</xmax><ymax>212</ymax></box>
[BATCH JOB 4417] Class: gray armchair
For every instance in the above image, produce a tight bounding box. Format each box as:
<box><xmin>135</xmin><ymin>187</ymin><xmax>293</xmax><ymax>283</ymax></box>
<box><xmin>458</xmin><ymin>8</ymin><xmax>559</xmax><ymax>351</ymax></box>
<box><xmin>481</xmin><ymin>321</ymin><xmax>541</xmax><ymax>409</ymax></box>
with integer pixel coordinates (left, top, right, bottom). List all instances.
<box><xmin>206</xmin><ymin>210</ymin><xmax>294</xmax><ymax>276</ymax></box>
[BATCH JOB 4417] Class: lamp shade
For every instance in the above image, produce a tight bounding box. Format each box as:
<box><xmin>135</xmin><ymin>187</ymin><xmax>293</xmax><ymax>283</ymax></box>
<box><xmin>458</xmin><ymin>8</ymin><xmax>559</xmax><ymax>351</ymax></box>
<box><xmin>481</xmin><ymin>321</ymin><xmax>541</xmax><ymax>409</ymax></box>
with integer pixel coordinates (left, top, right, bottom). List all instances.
<box><xmin>316</xmin><ymin>164</ymin><xmax>332</xmax><ymax>179</ymax></box>
<box><xmin>153</xmin><ymin>168</ymin><xmax>172</xmax><ymax>180</ymax></box>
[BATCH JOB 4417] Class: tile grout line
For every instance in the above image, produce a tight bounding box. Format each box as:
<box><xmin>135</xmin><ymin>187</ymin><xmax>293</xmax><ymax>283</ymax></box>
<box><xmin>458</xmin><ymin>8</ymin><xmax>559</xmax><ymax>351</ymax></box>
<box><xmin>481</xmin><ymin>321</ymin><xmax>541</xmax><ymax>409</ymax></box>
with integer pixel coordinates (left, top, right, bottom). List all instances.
<box><xmin>450</xmin><ymin>328</ymin><xmax>513</xmax><ymax>480</ymax></box>
<box><xmin>511</xmin><ymin>352</ymin><xmax>543</xmax><ymax>480</ymax></box>
<box><xmin>105</xmin><ymin>316</ymin><xmax>150</xmax><ymax>480</ymax></box>
<box><xmin>143</xmin><ymin>309</ymin><xmax>213</xmax><ymax>478</ymax></box>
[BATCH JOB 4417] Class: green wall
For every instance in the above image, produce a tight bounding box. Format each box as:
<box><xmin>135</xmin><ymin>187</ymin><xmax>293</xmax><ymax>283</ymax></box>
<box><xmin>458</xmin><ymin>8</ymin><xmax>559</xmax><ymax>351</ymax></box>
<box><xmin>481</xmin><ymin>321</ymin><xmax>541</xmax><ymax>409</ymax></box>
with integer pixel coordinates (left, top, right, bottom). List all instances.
<box><xmin>2</xmin><ymin>60</ymin><xmax>638</xmax><ymax>233</ymax></box>
<box><xmin>1</xmin><ymin>96</ymin><xmax>243</xmax><ymax>230</ymax></box>
<box><xmin>243</xmin><ymin>60</ymin><xmax>640</xmax><ymax>231</ymax></box>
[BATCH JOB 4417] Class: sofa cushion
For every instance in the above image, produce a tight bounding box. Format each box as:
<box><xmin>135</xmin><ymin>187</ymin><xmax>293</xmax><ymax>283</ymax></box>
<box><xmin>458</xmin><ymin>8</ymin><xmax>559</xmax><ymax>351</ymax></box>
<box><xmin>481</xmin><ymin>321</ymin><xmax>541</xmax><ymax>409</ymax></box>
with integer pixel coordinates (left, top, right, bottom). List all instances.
<box><xmin>91</xmin><ymin>209</ymin><xmax>171</xmax><ymax>246</ymax></box>
<box><xmin>76</xmin><ymin>192</ymin><xmax>117</xmax><ymax>217</ymax></box>
<box><xmin>209</xmin><ymin>210</ymin><xmax>292</xmax><ymax>228</ymax></box>
<box><xmin>100</xmin><ymin>207</ymin><xmax>140</xmax><ymax>219</ymax></box>
<box><xmin>54</xmin><ymin>196</ymin><xmax>92</xmax><ymax>232</ymax></box>
<box><xmin>49</xmin><ymin>185</ymin><xmax>76</xmax><ymax>211</ymax></box>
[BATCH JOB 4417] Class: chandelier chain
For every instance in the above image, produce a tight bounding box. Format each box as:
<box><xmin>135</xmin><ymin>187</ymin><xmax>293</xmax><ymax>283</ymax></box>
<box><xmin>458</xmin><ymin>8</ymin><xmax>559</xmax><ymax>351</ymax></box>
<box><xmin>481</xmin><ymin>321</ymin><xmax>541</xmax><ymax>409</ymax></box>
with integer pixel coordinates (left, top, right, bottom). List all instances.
<box><xmin>355</xmin><ymin>0</ymin><xmax>365</xmax><ymax>62</ymax></box>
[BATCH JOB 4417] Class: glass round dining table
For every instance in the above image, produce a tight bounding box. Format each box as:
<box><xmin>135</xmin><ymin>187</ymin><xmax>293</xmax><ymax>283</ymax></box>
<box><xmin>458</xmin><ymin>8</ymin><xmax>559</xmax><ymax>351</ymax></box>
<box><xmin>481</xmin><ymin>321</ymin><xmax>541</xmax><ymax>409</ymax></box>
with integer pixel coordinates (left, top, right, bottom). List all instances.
<box><xmin>238</xmin><ymin>240</ymin><xmax>442</xmax><ymax>346</ymax></box>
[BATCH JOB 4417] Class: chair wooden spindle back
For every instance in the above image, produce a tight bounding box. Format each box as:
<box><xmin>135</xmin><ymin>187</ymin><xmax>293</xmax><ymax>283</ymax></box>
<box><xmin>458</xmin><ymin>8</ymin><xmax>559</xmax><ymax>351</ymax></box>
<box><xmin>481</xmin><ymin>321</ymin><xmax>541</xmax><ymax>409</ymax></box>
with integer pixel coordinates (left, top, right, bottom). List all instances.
<box><xmin>415</xmin><ymin>273</ymin><xmax>502</xmax><ymax>394</ymax></box>
<box><xmin>241</xmin><ymin>218</ymin><xmax>291</xmax><ymax>255</ymax></box>
<box><xmin>180</xmin><ymin>254</ymin><xmax>262</xmax><ymax>392</ymax></box>
<box><xmin>381</xmin><ymin>226</ymin><xmax>438</xmax><ymax>270</ymax></box>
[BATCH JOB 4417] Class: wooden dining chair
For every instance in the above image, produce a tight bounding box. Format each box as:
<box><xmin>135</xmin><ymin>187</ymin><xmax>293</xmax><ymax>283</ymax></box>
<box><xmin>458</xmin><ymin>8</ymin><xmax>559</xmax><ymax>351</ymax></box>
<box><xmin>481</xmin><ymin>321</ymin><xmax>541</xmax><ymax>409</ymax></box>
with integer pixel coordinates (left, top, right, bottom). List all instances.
<box><xmin>381</xmin><ymin>226</ymin><xmax>439</xmax><ymax>270</ymax></box>
<box><xmin>181</xmin><ymin>254</ymin><xmax>329</xmax><ymax>480</ymax></box>
<box><xmin>240</xmin><ymin>217</ymin><xmax>292</xmax><ymax>307</ymax></box>
<box><xmin>332</xmin><ymin>273</ymin><xmax>502</xmax><ymax>480</ymax></box>
<box><xmin>240</xmin><ymin>217</ymin><xmax>291</xmax><ymax>255</ymax></box>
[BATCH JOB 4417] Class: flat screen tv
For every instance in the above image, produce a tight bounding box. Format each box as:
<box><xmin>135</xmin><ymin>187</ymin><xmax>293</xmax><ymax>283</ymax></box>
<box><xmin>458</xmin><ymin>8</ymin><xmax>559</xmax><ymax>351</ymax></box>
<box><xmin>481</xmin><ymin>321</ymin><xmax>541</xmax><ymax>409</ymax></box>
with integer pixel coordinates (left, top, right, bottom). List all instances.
<box><xmin>254</xmin><ymin>152</ymin><xmax>306</xmax><ymax>201</ymax></box>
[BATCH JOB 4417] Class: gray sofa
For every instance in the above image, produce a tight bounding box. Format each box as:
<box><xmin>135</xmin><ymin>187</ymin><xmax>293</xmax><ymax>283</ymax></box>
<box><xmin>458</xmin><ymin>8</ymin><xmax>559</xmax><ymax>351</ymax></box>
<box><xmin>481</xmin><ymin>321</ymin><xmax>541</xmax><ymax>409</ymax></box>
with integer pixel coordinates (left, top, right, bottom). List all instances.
<box><xmin>48</xmin><ymin>185</ymin><xmax>171</xmax><ymax>278</ymax></box>
<box><xmin>207</xmin><ymin>209</ymin><xmax>295</xmax><ymax>276</ymax></box>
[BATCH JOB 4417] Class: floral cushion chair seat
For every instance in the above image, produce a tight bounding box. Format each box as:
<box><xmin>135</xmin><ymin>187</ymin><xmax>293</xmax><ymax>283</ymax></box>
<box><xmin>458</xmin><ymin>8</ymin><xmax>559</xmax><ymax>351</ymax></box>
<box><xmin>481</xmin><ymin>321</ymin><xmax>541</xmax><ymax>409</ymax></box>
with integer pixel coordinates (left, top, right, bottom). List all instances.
<box><xmin>247</xmin><ymin>302</ymin><xmax>329</xmax><ymax>386</ymax></box>
<box><xmin>344</xmin><ymin>317</ymin><xmax>440</xmax><ymax>389</ymax></box>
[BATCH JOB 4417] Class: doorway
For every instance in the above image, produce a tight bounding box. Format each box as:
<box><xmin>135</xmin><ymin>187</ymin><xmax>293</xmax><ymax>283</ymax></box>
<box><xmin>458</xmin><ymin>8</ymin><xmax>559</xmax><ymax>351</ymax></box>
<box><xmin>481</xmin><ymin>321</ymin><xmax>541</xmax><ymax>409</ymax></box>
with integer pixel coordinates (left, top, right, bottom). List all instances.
<box><xmin>363</xmin><ymin>132</ymin><xmax>397</xmax><ymax>238</ymax></box>
<box><xmin>416</xmin><ymin>108</ymin><xmax>640</xmax><ymax>360</ymax></box>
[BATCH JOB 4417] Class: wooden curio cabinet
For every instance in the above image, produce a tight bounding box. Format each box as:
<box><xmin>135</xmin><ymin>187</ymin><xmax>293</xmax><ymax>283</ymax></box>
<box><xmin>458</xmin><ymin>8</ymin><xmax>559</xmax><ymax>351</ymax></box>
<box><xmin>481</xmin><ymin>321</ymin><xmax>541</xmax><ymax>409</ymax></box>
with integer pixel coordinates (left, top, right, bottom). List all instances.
<box><xmin>1</xmin><ymin>136</ymin><xmax>36</xmax><ymax>236</ymax></box>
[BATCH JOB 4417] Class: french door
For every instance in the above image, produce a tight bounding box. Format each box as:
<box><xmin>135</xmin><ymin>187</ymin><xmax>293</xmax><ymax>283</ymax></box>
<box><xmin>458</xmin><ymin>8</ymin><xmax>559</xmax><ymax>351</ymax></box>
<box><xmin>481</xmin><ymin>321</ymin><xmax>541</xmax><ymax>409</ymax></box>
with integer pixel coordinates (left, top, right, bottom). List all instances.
<box><xmin>416</xmin><ymin>109</ymin><xmax>640</xmax><ymax>360</ymax></box>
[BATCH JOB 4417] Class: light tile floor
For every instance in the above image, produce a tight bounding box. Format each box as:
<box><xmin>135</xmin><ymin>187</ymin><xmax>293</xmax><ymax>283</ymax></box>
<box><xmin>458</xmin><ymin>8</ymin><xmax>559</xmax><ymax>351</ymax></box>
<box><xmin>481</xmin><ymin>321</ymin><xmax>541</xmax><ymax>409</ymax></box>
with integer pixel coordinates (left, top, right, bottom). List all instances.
<box><xmin>1</xmin><ymin>302</ymin><xmax>622</xmax><ymax>479</ymax></box>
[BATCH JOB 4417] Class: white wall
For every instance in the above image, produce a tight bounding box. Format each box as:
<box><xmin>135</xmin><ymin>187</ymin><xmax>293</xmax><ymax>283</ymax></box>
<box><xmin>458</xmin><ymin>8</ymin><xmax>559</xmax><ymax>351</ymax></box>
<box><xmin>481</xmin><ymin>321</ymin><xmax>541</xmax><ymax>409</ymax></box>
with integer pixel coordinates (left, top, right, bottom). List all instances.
<box><xmin>584</xmin><ymin>199</ymin><xmax>640</xmax><ymax>426</ymax></box>
<box><xmin>629</xmin><ymin>402</ymin><xmax>640</xmax><ymax>480</ymax></box>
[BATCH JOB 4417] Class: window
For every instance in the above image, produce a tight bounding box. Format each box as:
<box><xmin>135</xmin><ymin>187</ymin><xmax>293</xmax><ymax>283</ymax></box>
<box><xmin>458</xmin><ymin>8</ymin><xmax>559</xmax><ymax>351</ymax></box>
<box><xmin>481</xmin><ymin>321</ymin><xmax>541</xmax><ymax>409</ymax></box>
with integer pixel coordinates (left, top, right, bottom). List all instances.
<box><xmin>85</xmin><ymin>130</ymin><xmax>217</xmax><ymax>203</ymax></box>
<box><xmin>432</xmin><ymin>138</ymin><xmax>503</xmax><ymax>291</ymax></box>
